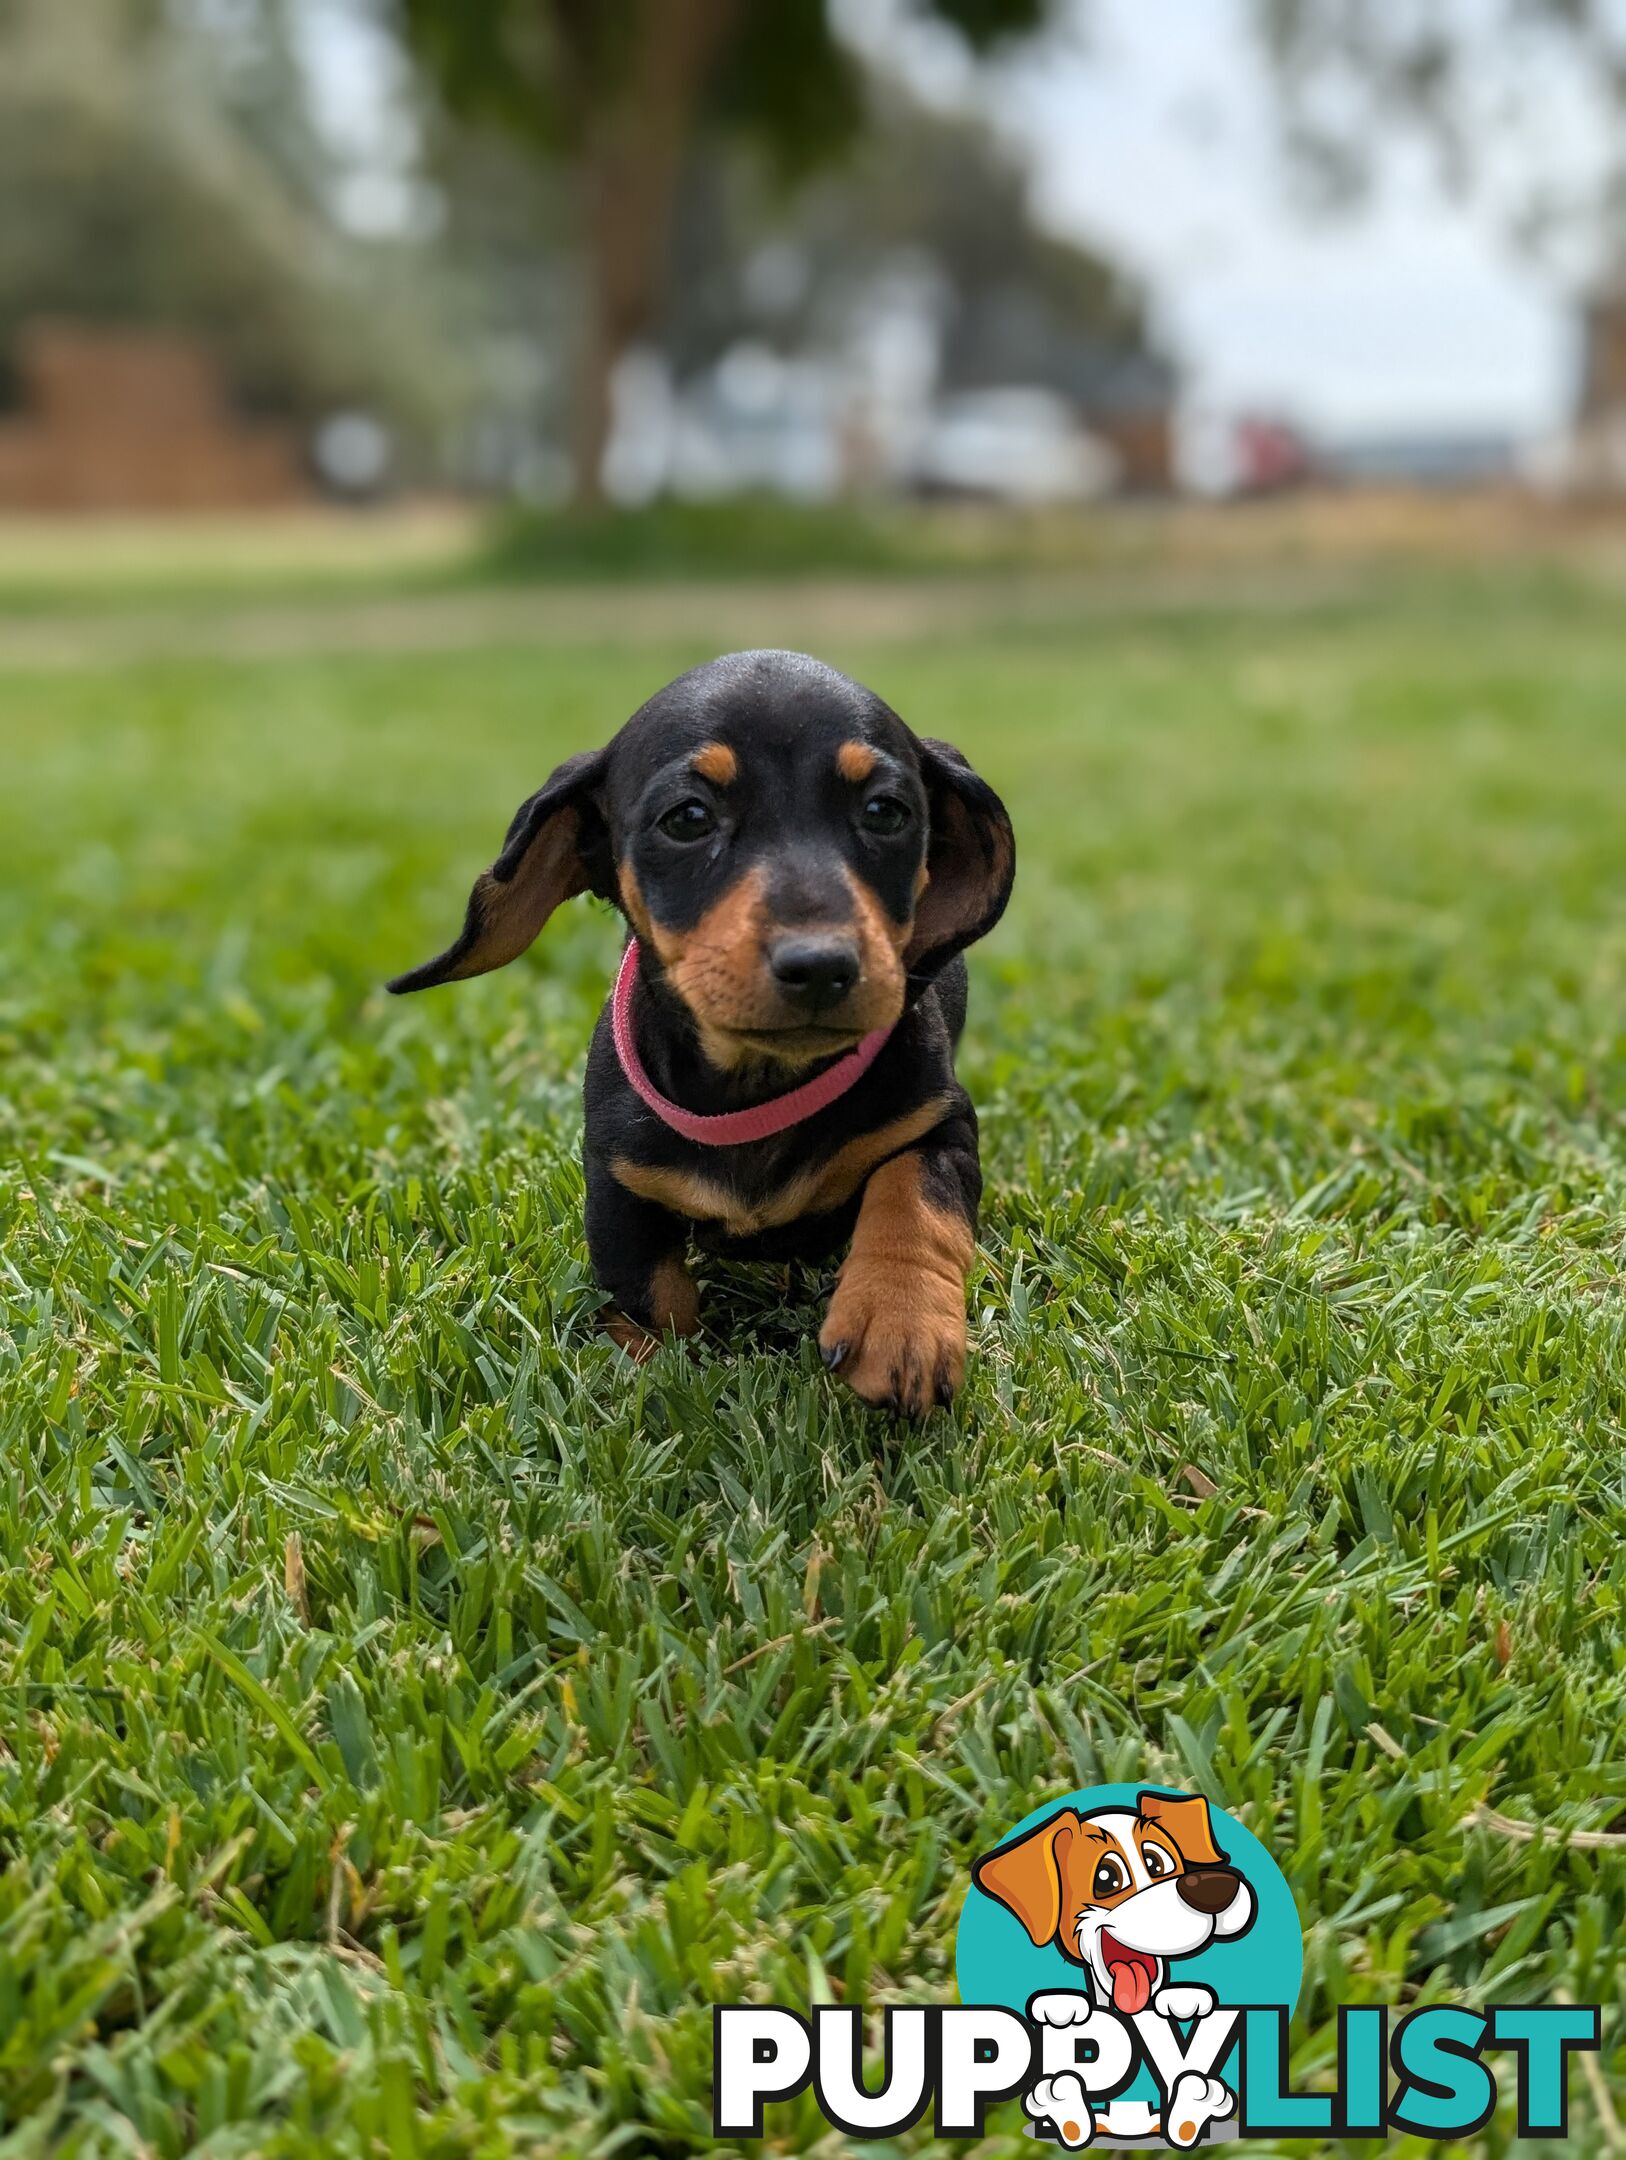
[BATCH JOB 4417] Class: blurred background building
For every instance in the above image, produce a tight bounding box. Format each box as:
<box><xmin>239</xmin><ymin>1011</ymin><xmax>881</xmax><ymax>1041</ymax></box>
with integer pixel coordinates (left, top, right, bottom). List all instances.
<box><xmin>1</xmin><ymin>0</ymin><xmax>1624</xmax><ymax>514</ymax></box>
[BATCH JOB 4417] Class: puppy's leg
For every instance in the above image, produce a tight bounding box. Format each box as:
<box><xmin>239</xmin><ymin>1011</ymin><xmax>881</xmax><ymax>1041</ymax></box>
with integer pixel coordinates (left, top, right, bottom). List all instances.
<box><xmin>585</xmin><ymin>1157</ymin><xmax>698</xmax><ymax>1358</ymax></box>
<box><xmin>819</xmin><ymin>1109</ymin><xmax>980</xmax><ymax>1416</ymax></box>
<box><xmin>1025</xmin><ymin>2075</ymin><xmax>1097</xmax><ymax>2148</ymax></box>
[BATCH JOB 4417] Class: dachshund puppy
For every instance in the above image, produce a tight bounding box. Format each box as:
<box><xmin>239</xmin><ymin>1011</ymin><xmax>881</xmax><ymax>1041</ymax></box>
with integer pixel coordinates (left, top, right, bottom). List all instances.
<box><xmin>390</xmin><ymin>649</ymin><xmax>1014</xmax><ymax>1415</ymax></box>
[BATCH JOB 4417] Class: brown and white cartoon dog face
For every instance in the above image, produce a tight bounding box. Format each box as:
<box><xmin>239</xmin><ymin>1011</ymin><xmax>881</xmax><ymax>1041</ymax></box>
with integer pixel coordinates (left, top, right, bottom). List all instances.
<box><xmin>972</xmin><ymin>1793</ymin><xmax>1255</xmax><ymax>2017</ymax></box>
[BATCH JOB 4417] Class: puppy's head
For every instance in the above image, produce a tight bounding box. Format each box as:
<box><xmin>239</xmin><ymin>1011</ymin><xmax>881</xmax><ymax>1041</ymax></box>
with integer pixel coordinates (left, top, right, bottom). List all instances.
<box><xmin>972</xmin><ymin>1793</ymin><xmax>1255</xmax><ymax>2015</ymax></box>
<box><xmin>389</xmin><ymin>650</ymin><xmax>1014</xmax><ymax>1068</ymax></box>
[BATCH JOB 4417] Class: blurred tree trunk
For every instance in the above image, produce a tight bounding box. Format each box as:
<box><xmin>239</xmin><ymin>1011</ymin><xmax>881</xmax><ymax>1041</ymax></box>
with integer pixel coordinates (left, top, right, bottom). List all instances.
<box><xmin>402</xmin><ymin>0</ymin><xmax>1055</xmax><ymax>505</ymax></box>
<box><xmin>562</xmin><ymin>0</ymin><xmax>739</xmax><ymax>508</ymax></box>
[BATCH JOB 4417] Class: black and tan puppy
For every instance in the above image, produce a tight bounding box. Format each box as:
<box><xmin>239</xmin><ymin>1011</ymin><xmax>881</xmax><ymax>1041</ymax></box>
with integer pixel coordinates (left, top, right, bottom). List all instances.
<box><xmin>390</xmin><ymin>649</ymin><xmax>1014</xmax><ymax>1415</ymax></box>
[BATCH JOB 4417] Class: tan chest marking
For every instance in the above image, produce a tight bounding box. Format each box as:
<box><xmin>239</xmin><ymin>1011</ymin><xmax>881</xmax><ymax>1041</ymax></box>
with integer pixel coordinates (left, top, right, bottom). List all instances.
<box><xmin>610</xmin><ymin>1094</ymin><xmax>951</xmax><ymax>1236</ymax></box>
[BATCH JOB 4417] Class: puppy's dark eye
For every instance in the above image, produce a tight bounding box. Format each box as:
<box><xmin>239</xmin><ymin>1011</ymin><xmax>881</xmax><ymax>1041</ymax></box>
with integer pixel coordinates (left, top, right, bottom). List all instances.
<box><xmin>657</xmin><ymin>800</ymin><xmax>716</xmax><ymax>843</ymax></box>
<box><xmin>860</xmin><ymin>794</ymin><xmax>911</xmax><ymax>837</ymax></box>
<box><xmin>1143</xmin><ymin>1845</ymin><xmax>1172</xmax><ymax>1879</ymax></box>
<box><xmin>1092</xmin><ymin>1856</ymin><xmax>1128</xmax><ymax>1899</ymax></box>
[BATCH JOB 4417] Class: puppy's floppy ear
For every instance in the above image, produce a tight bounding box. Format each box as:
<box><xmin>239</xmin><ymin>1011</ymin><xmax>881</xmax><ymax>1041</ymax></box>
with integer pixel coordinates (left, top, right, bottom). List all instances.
<box><xmin>904</xmin><ymin>737</ymin><xmax>1015</xmax><ymax>981</ymax></box>
<box><xmin>971</xmin><ymin>1808</ymin><xmax>1079</xmax><ymax>1947</ymax></box>
<box><xmin>1138</xmin><ymin>1791</ymin><xmax>1226</xmax><ymax>1870</ymax></box>
<box><xmin>388</xmin><ymin>748</ymin><xmax>612</xmax><ymax>994</ymax></box>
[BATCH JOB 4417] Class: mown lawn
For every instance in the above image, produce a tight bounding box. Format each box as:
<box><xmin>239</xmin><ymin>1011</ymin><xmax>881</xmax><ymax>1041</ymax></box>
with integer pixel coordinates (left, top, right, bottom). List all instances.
<box><xmin>4</xmin><ymin>562</ymin><xmax>1626</xmax><ymax>2156</ymax></box>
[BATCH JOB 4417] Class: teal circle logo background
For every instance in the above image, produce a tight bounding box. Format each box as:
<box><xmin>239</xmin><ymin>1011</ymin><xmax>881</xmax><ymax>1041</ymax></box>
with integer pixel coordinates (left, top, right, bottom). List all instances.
<box><xmin>955</xmin><ymin>1786</ymin><xmax>1303</xmax><ymax>2106</ymax></box>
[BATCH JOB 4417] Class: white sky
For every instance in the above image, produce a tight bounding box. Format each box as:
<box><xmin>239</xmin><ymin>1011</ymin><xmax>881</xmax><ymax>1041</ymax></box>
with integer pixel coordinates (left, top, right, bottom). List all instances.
<box><xmin>840</xmin><ymin>0</ymin><xmax>1608</xmax><ymax>440</ymax></box>
<box><xmin>309</xmin><ymin>0</ymin><xmax>1614</xmax><ymax>440</ymax></box>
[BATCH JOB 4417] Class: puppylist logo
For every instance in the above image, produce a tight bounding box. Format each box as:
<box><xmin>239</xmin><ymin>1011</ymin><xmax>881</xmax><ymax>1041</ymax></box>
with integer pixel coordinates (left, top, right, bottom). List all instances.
<box><xmin>714</xmin><ymin>1785</ymin><xmax>1601</xmax><ymax>2147</ymax></box>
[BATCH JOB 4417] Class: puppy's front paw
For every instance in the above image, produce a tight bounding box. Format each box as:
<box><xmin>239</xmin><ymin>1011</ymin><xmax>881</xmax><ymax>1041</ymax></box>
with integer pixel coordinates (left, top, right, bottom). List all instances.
<box><xmin>602</xmin><ymin>1257</ymin><xmax>700</xmax><ymax>1361</ymax></box>
<box><xmin>1026</xmin><ymin>2074</ymin><xmax>1095</xmax><ymax>2147</ymax></box>
<box><xmin>1029</xmin><ymin>1991</ymin><xmax>1094</xmax><ymax>2028</ymax></box>
<box><xmin>819</xmin><ymin>1262</ymin><xmax>966</xmax><ymax>1417</ymax></box>
<box><xmin>603</xmin><ymin>1309</ymin><xmax>661</xmax><ymax>1361</ymax></box>
<box><xmin>1154</xmin><ymin>1984</ymin><xmax>1217</xmax><ymax>2023</ymax></box>
<box><xmin>1164</xmin><ymin>2072</ymin><xmax>1233</xmax><ymax>2148</ymax></box>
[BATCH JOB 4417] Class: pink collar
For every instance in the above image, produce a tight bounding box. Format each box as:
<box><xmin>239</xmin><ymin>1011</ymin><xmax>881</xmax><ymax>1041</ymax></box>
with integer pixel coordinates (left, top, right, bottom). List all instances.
<box><xmin>610</xmin><ymin>938</ymin><xmax>894</xmax><ymax>1146</ymax></box>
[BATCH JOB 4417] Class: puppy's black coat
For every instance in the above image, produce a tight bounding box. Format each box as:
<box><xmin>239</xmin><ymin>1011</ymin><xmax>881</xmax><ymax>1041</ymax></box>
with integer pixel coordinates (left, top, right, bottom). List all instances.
<box><xmin>391</xmin><ymin>649</ymin><xmax>1014</xmax><ymax>1414</ymax></box>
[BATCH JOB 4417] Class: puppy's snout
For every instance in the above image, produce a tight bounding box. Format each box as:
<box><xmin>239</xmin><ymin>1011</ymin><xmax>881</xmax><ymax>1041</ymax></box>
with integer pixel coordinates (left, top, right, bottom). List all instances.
<box><xmin>1175</xmin><ymin>1867</ymin><xmax>1239</xmax><ymax>1915</ymax></box>
<box><xmin>768</xmin><ymin>933</ymin><xmax>860</xmax><ymax>1015</ymax></box>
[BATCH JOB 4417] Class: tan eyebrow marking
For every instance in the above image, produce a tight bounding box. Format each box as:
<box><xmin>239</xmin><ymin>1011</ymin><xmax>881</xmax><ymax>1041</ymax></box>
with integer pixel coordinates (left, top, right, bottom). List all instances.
<box><xmin>692</xmin><ymin>741</ymin><xmax>737</xmax><ymax>785</ymax></box>
<box><xmin>837</xmin><ymin>741</ymin><xmax>877</xmax><ymax>784</ymax></box>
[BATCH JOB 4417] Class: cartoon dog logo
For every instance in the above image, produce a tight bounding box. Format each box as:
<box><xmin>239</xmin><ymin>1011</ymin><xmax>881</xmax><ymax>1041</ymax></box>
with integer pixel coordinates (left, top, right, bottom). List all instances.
<box><xmin>972</xmin><ymin>1792</ymin><xmax>1256</xmax><ymax>2148</ymax></box>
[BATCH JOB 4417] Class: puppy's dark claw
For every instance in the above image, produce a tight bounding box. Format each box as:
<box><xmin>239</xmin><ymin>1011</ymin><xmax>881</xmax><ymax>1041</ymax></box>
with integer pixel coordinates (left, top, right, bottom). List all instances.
<box><xmin>822</xmin><ymin>1339</ymin><xmax>849</xmax><ymax>1370</ymax></box>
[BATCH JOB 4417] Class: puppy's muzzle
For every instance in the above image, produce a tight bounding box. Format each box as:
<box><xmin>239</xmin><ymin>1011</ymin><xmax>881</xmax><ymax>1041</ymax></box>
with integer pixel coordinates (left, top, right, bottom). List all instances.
<box><xmin>1175</xmin><ymin>1867</ymin><xmax>1240</xmax><ymax>1915</ymax></box>
<box><xmin>767</xmin><ymin>933</ymin><xmax>860</xmax><ymax>1016</ymax></box>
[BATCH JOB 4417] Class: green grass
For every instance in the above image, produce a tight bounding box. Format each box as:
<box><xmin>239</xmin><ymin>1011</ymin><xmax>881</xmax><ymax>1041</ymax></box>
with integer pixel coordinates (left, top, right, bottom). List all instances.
<box><xmin>0</xmin><ymin>510</ymin><xmax>485</xmax><ymax>618</ymax></box>
<box><xmin>481</xmin><ymin>495</ymin><xmax>1201</xmax><ymax>582</ymax></box>
<box><xmin>484</xmin><ymin>498</ymin><xmax>958</xmax><ymax>581</ymax></box>
<box><xmin>4</xmin><ymin>562</ymin><xmax>1626</xmax><ymax>2156</ymax></box>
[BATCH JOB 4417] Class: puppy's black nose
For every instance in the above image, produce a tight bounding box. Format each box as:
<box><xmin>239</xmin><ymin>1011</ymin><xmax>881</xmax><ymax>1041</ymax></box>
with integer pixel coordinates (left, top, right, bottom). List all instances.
<box><xmin>1175</xmin><ymin>1867</ymin><xmax>1239</xmax><ymax>1915</ymax></box>
<box><xmin>768</xmin><ymin>935</ymin><xmax>860</xmax><ymax>1015</ymax></box>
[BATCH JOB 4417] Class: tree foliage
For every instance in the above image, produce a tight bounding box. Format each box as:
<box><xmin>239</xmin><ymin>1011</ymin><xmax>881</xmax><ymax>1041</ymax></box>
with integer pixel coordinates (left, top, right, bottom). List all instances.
<box><xmin>395</xmin><ymin>0</ymin><xmax>1052</xmax><ymax>165</ymax></box>
<box><xmin>388</xmin><ymin>0</ymin><xmax>1060</xmax><ymax>496</ymax></box>
<box><xmin>662</xmin><ymin>90</ymin><xmax>1160</xmax><ymax>396</ymax></box>
<box><xmin>1254</xmin><ymin>0</ymin><xmax>1626</xmax><ymax>245</ymax></box>
<box><xmin>0</xmin><ymin>0</ymin><xmax>458</xmax><ymax>425</ymax></box>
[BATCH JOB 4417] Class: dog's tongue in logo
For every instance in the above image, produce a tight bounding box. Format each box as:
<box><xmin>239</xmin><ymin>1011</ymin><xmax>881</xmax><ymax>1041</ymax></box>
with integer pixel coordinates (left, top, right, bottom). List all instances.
<box><xmin>1101</xmin><ymin>1932</ymin><xmax>1156</xmax><ymax>2015</ymax></box>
